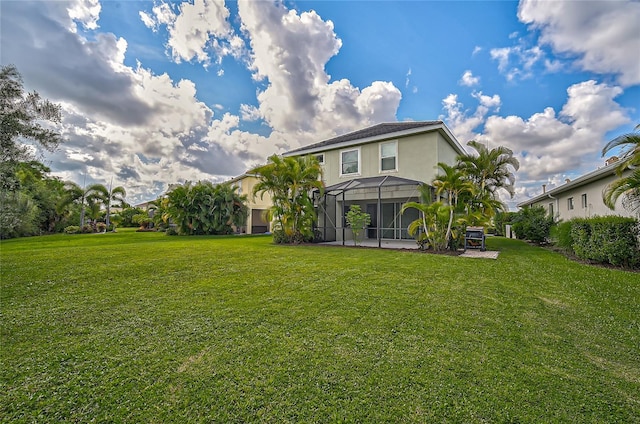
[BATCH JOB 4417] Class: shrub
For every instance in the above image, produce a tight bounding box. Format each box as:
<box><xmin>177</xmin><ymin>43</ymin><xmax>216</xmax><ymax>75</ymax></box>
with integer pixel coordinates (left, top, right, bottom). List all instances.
<box><xmin>272</xmin><ymin>229</ymin><xmax>311</xmax><ymax>244</ymax></box>
<box><xmin>511</xmin><ymin>206</ymin><xmax>554</xmax><ymax>244</ymax></box>
<box><xmin>96</xmin><ymin>222</ymin><xmax>107</xmax><ymax>232</ymax></box>
<box><xmin>64</xmin><ymin>225</ymin><xmax>80</xmax><ymax>234</ymax></box>
<box><xmin>165</xmin><ymin>227</ymin><xmax>179</xmax><ymax>236</ymax></box>
<box><xmin>493</xmin><ymin>211</ymin><xmax>516</xmax><ymax>237</ymax></box>
<box><xmin>570</xmin><ymin>216</ymin><xmax>640</xmax><ymax>268</ymax></box>
<box><xmin>81</xmin><ymin>224</ymin><xmax>94</xmax><ymax>234</ymax></box>
<box><xmin>551</xmin><ymin>221</ymin><xmax>574</xmax><ymax>251</ymax></box>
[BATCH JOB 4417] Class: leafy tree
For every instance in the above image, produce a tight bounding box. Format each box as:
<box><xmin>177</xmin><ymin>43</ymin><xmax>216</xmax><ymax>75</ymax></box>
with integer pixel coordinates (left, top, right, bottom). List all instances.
<box><xmin>15</xmin><ymin>161</ymin><xmax>63</xmax><ymax>232</ymax></box>
<box><xmin>345</xmin><ymin>205</ymin><xmax>371</xmax><ymax>246</ymax></box>
<box><xmin>602</xmin><ymin>124</ymin><xmax>640</xmax><ymax>215</ymax></box>
<box><xmin>118</xmin><ymin>206</ymin><xmax>145</xmax><ymax>227</ymax></box>
<box><xmin>164</xmin><ymin>181</ymin><xmax>248</xmax><ymax>235</ymax></box>
<box><xmin>109</xmin><ymin>213</ymin><xmax>123</xmax><ymax>231</ymax></box>
<box><xmin>0</xmin><ymin>161</ymin><xmax>76</xmax><ymax>238</ymax></box>
<box><xmin>132</xmin><ymin>212</ymin><xmax>153</xmax><ymax>229</ymax></box>
<box><xmin>0</xmin><ymin>191</ymin><xmax>39</xmax><ymax>239</ymax></box>
<box><xmin>1</xmin><ymin>65</ymin><xmax>62</xmax><ymax>190</ymax></box>
<box><xmin>252</xmin><ymin>155</ymin><xmax>324</xmax><ymax>243</ymax></box>
<box><xmin>0</xmin><ymin>65</ymin><xmax>64</xmax><ymax>238</ymax></box>
<box><xmin>511</xmin><ymin>206</ymin><xmax>554</xmax><ymax>244</ymax></box>
<box><xmin>493</xmin><ymin>211</ymin><xmax>516</xmax><ymax>237</ymax></box>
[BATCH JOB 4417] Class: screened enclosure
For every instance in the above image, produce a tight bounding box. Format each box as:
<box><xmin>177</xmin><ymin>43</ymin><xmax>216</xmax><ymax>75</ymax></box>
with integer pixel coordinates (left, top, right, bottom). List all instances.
<box><xmin>313</xmin><ymin>176</ymin><xmax>429</xmax><ymax>247</ymax></box>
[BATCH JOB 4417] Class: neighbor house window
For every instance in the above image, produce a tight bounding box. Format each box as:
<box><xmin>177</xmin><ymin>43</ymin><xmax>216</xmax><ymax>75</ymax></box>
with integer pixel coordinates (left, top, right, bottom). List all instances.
<box><xmin>581</xmin><ymin>193</ymin><xmax>587</xmax><ymax>208</ymax></box>
<box><xmin>380</xmin><ymin>141</ymin><xmax>397</xmax><ymax>172</ymax></box>
<box><xmin>549</xmin><ymin>203</ymin><xmax>554</xmax><ymax>217</ymax></box>
<box><xmin>315</xmin><ymin>153</ymin><xmax>325</xmax><ymax>164</ymax></box>
<box><xmin>340</xmin><ymin>148</ymin><xmax>360</xmax><ymax>176</ymax></box>
<box><xmin>568</xmin><ymin>197</ymin><xmax>574</xmax><ymax>210</ymax></box>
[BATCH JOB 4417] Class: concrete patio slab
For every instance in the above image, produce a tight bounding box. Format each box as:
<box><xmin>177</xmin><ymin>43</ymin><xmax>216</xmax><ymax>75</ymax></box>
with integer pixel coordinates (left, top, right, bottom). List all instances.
<box><xmin>459</xmin><ymin>250</ymin><xmax>500</xmax><ymax>259</ymax></box>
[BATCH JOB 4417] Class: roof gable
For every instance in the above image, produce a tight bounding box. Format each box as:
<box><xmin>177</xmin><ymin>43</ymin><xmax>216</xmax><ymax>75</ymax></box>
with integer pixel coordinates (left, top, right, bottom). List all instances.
<box><xmin>517</xmin><ymin>162</ymin><xmax>625</xmax><ymax>208</ymax></box>
<box><xmin>284</xmin><ymin>121</ymin><xmax>464</xmax><ymax>156</ymax></box>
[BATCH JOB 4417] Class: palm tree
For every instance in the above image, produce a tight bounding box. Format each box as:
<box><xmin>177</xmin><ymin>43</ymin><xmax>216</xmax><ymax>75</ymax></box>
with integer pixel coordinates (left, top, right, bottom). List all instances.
<box><xmin>457</xmin><ymin>140</ymin><xmax>520</xmax><ymax>200</ymax></box>
<box><xmin>252</xmin><ymin>155</ymin><xmax>324</xmax><ymax>243</ymax></box>
<box><xmin>431</xmin><ymin>162</ymin><xmax>475</xmax><ymax>243</ymax></box>
<box><xmin>402</xmin><ymin>184</ymin><xmax>451</xmax><ymax>251</ymax></box>
<box><xmin>60</xmin><ymin>181</ymin><xmax>108</xmax><ymax>227</ymax></box>
<box><xmin>602</xmin><ymin>124</ymin><xmax>640</xmax><ymax>215</ymax></box>
<box><xmin>86</xmin><ymin>195</ymin><xmax>104</xmax><ymax>230</ymax></box>
<box><xmin>104</xmin><ymin>180</ymin><xmax>127</xmax><ymax>229</ymax></box>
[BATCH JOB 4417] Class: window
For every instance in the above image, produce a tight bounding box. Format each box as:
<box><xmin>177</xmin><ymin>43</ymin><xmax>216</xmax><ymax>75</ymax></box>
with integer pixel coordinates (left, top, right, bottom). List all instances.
<box><xmin>568</xmin><ymin>197</ymin><xmax>574</xmax><ymax>210</ymax></box>
<box><xmin>340</xmin><ymin>148</ymin><xmax>360</xmax><ymax>176</ymax></box>
<box><xmin>315</xmin><ymin>153</ymin><xmax>324</xmax><ymax>164</ymax></box>
<box><xmin>380</xmin><ymin>141</ymin><xmax>397</xmax><ymax>172</ymax></box>
<box><xmin>549</xmin><ymin>203</ymin><xmax>554</xmax><ymax>217</ymax></box>
<box><xmin>581</xmin><ymin>193</ymin><xmax>587</xmax><ymax>208</ymax></box>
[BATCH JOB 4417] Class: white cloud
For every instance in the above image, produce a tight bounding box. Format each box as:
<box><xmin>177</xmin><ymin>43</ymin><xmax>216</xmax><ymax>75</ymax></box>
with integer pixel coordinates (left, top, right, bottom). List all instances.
<box><xmin>240</xmin><ymin>104</ymin><xmax>261</xmax><ymax>121</ymax></box>
<box><xmin>459</xmin><ymin>70</ymin><xmax>480</xmax><ymax>87</ymax></box>
<box><xmin>141</xmin><ymin>0</ymin><xmax>243</xmax><ymax>65</ymax></box>
<box><xmin>518</xmin><ymin>0</ymin><xmax>640</xmax><ymax>86</ymax></box>
<box><xmin>67</xmin><ymin>0</ymin><xmax>101</xmax><ymax>32</ymax></box>
<box><xmin>139</xmin><ymin>11</ymin><xmax>156</xmax><ymax>31</ymax></box>
<box><xmin>480</xmin><ymin>81</ymin><xmax>629</xmax><ymax>179</ymax></box>
<box><xmin>238</xmin><ymin>0</ymin><xmax>401</xmax><ymax>143</ymax></box>
<box><xmin>489</xmin><ymin>43</ymin><xmax>544</xmax><ymax>81</ymax></box>
<box><xmin>442</xmin><ymin>80</ymin><xmax>630</xmax><ymax>208</ymax></box>
<box><xmin>441</xmin><ymin>92</ymin><xmax>501</xmax><ymax>144</ymax></box>
<box><xmin>473</xmin><ymin>91</ymin><xmax>500</xmax><ymax>109</ymax></box>
<box><xmin>4</xmin><ymin>0</ymin><xmax>404</xmax><ymax>203</ymax></box>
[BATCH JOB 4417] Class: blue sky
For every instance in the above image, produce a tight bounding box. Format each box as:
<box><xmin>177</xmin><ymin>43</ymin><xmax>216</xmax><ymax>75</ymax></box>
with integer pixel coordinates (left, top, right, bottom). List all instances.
<box><xmin>1</xmin><ymin>0</ymin><xmax>639</xmax><ymax>208</ymax></box>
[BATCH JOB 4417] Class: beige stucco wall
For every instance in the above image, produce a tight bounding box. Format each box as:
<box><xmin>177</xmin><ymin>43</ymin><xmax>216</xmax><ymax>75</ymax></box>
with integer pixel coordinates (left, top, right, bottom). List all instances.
<box><xmin>232</xmin><ymin>175</ymin><xmax>273</xmax><ymax>234</ymax></box>
<box><xmin>529</xmin><ymin>173</ymin><xmax>634</xmax><ymax>221</ymax></box>
<box><xmin>318</xmin><ymin>131</ymin><xmax>459</xmax><ymax>187</ymax></box>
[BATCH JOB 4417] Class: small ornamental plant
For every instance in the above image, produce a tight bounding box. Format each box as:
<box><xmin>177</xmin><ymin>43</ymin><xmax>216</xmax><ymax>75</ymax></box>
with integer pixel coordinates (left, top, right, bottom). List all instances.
<box><xmin>345</xmin><ymin>205</ymin><xmax>371</xmax><ymax>246</ymax></box>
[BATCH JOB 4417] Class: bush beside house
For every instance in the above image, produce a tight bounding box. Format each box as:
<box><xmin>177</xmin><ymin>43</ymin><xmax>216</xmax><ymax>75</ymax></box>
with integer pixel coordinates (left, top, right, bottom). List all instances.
<box><xmin>545</xmin><ymin>215</ymin><xmax>640</xmax><ymax>269</ymax></box>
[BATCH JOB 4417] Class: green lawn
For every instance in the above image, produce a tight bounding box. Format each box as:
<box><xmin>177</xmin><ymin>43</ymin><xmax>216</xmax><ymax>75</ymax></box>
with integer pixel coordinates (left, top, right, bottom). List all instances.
<box><xmin>1</xmin><ymin>230</ymin><xmax>639</xmax><ymax>422</ymax></box>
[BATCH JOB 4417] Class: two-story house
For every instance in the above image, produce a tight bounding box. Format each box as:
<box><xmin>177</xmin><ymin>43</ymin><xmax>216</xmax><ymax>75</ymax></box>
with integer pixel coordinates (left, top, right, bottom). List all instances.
<box><xmin>283</xmin><ymin>121</ymin><xmax>466</xmax><ymax>245</ymax></box>
<box><xmin>517</xmin><ymin>159</ymin><xmax>635</xmax><ymax>221</ymax></box>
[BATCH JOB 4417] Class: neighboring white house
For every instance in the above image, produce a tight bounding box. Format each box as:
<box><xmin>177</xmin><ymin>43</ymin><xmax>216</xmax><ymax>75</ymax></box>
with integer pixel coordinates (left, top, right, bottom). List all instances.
<box><xmin>282</xmin><ymin>121</ymin><xmax>466</xmax><ymax>244</ymax></box>
<box><xmin>517</xmin><ymin>159</ymin><xmax>635</xmax><ymax>221</ymax></box>
<box><xmin>226</xmin><ymin>173</ymin><xmax>273</xmax><ymax>234</ymax></box>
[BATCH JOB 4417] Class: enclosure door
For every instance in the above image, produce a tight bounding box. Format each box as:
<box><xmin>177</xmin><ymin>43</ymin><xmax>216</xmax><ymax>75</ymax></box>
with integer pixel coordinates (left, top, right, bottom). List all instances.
<box><xmin>251</xmin><ymin>209</ymin><xmax>269</xmax><ymax>234</ymax></box>
<box><xmin>366</xmin><ymin>204</ymin><xmax>377</xmax><ymax>239</ymax></box>
<box><xmin>379</xmin><ymin>202</ymin><xmax>419</xmax><ymax>240</ymax></box>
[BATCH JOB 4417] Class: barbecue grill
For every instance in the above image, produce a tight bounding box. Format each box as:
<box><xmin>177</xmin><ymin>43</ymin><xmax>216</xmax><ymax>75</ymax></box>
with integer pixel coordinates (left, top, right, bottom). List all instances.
<box><xmin>464</xmin><ymin>226</ymin><xmax>486</xmax><ymax>251</ymax></box>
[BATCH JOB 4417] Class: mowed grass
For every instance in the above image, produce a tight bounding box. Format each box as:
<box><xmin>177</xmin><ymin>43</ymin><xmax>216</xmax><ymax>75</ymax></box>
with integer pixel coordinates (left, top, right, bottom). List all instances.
<box><xmin>1</xmin><ymin>230</ymin><xmax>639</xmax><ymax>422</ymax></box>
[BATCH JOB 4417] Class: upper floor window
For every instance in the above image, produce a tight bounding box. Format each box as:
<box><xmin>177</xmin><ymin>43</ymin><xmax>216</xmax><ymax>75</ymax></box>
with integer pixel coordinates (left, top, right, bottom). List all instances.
<box><xmin>549</xmin><ymin>203</ymin><xmax>554</xmax><ymax>217</ymax></box>
<box><xmin>340</xmin><ymin>148</ymin><xmax>360</xmax><ymax>176</ymax></box>
<box><xmin>568</xmin><ymin>197</ymin><xmax>574</xmax><ymax>210</ymax></box>
<box><xmin>380</xmin><ymin>141</ymin><xmax>397</xmax><ymax>172</ymax></box>
<box><xmin>315</xmin><ymin>153</ymin><xmax>325</xmax><ymax>164</ymax></box>
<box><xmin>581</xmin><ymin>193</ymin><xmax>587</xmax><ymax>208</ymax></box>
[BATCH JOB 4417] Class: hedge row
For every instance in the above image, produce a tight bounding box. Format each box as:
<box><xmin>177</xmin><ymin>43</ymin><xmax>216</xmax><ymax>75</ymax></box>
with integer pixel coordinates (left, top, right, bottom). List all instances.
<box><xmin>556</xmin><ymin>216</ymin><xmax>640</xmax><ymax>268</ymax></box>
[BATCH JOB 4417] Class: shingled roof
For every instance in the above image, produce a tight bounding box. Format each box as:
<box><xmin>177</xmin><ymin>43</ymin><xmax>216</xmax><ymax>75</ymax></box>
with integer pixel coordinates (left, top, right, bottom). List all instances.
<box><xmin>284</xmin><ymin>121</ymin><xmax>447</xmax><ymax>155</ymax></box>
